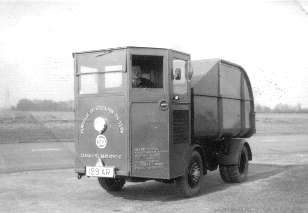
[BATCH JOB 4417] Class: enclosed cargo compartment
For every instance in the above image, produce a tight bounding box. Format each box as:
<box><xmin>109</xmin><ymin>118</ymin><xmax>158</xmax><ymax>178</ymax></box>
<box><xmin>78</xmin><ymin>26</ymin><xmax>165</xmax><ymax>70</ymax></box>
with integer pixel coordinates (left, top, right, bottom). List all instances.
<box><xmin>191</xmin><ymin>59</ymin><xmax>255</xmax><ymax>140</ymax></box>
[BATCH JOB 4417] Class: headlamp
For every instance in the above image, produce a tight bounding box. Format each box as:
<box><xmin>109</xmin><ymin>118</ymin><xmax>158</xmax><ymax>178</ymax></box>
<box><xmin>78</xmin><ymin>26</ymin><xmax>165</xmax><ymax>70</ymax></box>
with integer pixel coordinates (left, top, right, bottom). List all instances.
<box><xmin>93</xmin><ymin>117</ymin><xmax>107</xmax><ymax>133</ymax></box>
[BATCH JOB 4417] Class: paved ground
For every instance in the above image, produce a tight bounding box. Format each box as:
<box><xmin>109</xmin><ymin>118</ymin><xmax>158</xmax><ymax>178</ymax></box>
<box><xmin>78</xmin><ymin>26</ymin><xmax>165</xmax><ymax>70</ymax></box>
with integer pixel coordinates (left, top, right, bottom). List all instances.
<box><xmin>0</xmin><ymin>142</ymin><xmax>74</xmax><ymax>173</ymax></box>
<box><xmin>0</xmin><ymin>135</ymin><xmax>307</xmax><ymax>213</ymax></box>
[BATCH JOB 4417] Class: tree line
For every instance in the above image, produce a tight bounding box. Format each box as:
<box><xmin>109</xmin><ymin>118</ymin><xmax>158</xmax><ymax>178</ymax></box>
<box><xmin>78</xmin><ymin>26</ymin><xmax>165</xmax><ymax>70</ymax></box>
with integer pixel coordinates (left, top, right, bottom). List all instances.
<box><xmin>255</xmin><ymin>103</ymin><xmax>308</xmax><ymax>113</ymax></box>
<box><xmin>13</xmin><ymin>99</ymin><xmax>73</xmax><ymax>111</ymax></box>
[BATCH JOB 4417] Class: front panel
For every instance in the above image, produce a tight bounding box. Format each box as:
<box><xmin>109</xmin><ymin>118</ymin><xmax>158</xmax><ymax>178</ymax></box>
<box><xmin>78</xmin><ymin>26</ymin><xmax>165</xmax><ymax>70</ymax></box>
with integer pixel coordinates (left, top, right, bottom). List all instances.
<box><xmin>76</xmin><ymin>96</ymin><xmax>129</xmax><ymax>174</ymax></box>
<box><xmin>74</xmin><ymin>49</ymin><xmax>129</xmax><ymax>175</ymax></box>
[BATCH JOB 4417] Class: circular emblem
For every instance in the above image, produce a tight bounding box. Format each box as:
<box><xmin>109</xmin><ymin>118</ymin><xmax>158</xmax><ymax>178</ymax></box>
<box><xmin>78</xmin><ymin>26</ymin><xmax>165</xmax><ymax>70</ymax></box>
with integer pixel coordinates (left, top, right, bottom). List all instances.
<box><xmin>96</xmin><ymin>135</ymin><xmax>108</xmax><ymax>149</ymax></box>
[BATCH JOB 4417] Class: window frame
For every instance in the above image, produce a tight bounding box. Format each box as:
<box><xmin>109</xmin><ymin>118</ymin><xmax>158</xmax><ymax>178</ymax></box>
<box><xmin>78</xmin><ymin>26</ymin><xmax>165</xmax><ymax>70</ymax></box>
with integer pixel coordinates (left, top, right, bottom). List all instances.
<box><xmin>131</xmin><ymin>55</ymin><xmax>164</xmax><ymax>89</ymax></box>
<box><xmin>171</xmin><ymin>58</ymin><xmax>189</xmax><ymax>102</ymax></box>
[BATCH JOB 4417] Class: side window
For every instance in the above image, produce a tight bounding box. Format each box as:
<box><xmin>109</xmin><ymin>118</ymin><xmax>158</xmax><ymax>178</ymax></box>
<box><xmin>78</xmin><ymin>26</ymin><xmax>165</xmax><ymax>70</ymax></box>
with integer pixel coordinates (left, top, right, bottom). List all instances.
<box><xmin>172</xmin><ymin>59</ymin><xmax>187</xmax><ymax>95</ymax></box>
<box><xmin>132</xmin><ymin>55</ymin><xmax>163</xmax><ymax>88</ymax></box>
<box><xmin>80</xmin><ymin>74</ymin><xmax>98</xmax><ymax>95</ymax></box>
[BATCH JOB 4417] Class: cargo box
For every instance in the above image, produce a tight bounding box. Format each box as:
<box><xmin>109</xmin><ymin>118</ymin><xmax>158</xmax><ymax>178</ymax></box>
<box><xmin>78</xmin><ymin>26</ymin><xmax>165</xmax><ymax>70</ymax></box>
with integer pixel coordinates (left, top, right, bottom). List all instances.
<box><xmin>191</xmin><ymin>59</ymin><xmax>255</xmax><ymax>139</ymax></box>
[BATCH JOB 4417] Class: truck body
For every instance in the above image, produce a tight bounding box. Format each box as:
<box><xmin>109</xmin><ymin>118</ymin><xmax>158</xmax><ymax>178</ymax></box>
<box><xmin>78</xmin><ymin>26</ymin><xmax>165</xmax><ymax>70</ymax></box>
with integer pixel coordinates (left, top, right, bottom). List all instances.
<box><xmin>191</xmin><ymin>59</ymin><xmax>255</xmax><ymax>139</ymax></box>
<box><xmin>73</xmin><ymin>47</ymin><xmax>255</xmax><ymax>197</ymax></box>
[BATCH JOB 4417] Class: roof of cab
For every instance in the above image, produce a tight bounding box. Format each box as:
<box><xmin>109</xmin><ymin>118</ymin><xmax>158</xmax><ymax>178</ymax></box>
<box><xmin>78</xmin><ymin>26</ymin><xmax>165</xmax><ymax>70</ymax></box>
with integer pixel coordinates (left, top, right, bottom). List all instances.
<box><xmin>72</xmin><ymin>46</ymin><xmax>190</xmax><ymax>57</ymax></box>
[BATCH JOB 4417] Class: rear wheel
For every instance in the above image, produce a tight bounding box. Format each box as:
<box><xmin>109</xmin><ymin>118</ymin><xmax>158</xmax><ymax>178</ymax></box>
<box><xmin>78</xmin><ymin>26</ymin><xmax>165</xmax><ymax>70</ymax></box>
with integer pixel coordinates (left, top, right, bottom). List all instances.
<box><xmin>98</xmin><ymin>177</ymin><xmax>125</xmax><ymax>191</ymax></box>
<box><xmin>176</xmin><ymin>151</ymin><xmax>203</xmax><ymax>197</ymax></box>
<box><xmin>219</xmin><ymin>145</ymin><xmax>249</xmax><ymax>183</ymax></box>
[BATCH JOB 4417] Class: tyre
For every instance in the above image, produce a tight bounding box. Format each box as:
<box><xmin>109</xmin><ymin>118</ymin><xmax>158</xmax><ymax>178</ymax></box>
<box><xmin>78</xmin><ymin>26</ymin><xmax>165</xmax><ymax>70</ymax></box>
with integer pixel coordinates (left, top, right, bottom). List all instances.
<box><xmin>176</xmin><ymin>151</ymin><xmax>203</xmax><ymax>197</ymax></box>
<box><xmin>98</xmin><ymin>177</ymin><xmax>125</xmax><ymax>192</ymax></box>
<box><xmin>219</xmin><ymin>145</ymin><xmax>249</xmax><ymax>183</ymax></box>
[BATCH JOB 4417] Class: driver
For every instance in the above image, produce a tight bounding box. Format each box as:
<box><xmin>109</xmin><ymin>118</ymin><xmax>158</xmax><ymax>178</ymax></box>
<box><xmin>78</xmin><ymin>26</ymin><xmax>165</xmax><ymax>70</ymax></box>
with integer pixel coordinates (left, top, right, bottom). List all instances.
<box><xmin>132</xmin><ymin>66</ymin><xmax>154</xmax><ymax>88</ymax></box>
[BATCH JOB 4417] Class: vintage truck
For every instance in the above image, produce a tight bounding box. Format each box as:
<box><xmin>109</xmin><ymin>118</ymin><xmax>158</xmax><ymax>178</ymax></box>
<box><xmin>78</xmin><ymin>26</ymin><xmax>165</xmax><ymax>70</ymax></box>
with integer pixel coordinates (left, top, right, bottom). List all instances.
<box><xmin>73</xmin><ymin>47</ymin><xmax>255</xmax><ymax>197</ymax></box>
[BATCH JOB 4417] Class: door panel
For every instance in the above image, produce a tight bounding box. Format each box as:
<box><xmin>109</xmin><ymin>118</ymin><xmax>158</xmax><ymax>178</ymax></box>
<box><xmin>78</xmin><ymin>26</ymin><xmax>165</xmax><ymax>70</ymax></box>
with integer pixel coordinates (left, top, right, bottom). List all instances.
<box><xmin>129</xmin><ymin>48</ymin><xmax>170</xmax><ymax>179</ymax></box>
<box><xmin>131</xmin><ymin>103</ymin><xmax>169</xmax><ymax>178</ymax></box>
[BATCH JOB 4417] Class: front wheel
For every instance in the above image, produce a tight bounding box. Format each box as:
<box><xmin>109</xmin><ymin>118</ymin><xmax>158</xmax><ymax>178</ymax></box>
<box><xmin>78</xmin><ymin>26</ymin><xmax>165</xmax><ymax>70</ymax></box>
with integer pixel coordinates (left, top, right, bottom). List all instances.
<box><xmin>98</xmin><ymin>177</ymin><xmax>125</xmax><ymax>192</ymax></box>
<box><xmin>219</xmin><ymin>145</ymin><xmax>249</xmax><ymax>183</ymax></box>
<box><xmin>176</xmin><ymin>151</ymin><xmax>203</xmax><ymax>197</ymax></box>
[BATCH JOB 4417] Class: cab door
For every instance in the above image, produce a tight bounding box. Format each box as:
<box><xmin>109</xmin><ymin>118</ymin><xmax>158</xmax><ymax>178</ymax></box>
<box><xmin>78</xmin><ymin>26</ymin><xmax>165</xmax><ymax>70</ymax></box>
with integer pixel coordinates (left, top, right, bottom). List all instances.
<box><xmin>128</xmin><ymin>48</ymin><xmax>170</xmax><ymax>179</ymax></box>
<box><xmin>169</xmin><ymin>50</ymin><xmax>191</xmax><ymax>178</ymax></box>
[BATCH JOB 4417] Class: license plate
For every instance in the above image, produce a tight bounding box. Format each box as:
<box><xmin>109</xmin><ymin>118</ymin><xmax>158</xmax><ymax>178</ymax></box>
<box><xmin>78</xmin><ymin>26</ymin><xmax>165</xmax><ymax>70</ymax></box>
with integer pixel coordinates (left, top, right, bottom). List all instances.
<box><xmin>86</xmin><ymin>166</ymin><xmax>114</xmax><ymax>178</ymax></box>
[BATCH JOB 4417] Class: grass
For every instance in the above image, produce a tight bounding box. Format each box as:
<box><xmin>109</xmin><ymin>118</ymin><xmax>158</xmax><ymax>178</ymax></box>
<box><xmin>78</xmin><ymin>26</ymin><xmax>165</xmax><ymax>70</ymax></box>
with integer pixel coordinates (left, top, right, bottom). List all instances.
<box><xmin>256</xmin><ymin>113</ymin><xmax>308</xmax><ymax>135</ymax></box>
<box><xmin>0</xmin><ymin>110</ymin><xmax>73</xmax><ymax>144</ymax></box>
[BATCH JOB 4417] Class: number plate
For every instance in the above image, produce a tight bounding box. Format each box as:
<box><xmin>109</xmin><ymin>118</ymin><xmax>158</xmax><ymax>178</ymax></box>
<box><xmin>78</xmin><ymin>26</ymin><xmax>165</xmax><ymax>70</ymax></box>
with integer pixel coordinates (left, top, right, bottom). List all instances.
<box><xmin>86</xmin><ymin>166</ymin><xmax>114</xmax><ymax>178</ymax></box>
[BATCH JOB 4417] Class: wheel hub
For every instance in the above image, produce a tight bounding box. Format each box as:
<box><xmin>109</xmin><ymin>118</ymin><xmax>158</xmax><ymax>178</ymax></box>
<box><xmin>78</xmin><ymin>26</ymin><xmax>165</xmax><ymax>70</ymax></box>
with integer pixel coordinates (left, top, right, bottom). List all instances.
<box><xmin>188</xmin><ymin>161</ymin><xmax>201</xmax><ymax>187</ymax></box>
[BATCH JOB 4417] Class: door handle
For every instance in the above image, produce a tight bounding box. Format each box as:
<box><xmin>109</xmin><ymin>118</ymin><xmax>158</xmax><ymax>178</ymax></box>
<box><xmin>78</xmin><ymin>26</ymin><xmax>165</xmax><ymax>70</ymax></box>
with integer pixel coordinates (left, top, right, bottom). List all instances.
<box><xmin>159</xmin><ymin>100</ymin><xmax>168</xmax><ymax>111</ymax></box>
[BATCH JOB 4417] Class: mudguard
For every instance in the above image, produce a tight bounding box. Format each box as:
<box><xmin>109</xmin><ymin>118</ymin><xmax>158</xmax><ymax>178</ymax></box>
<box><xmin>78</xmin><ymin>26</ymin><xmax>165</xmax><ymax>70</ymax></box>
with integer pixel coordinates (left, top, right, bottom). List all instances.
<box><xmin>218</xmin><ymin>138</ymin><xmax>252</xmax><ymax>166</ymax></box>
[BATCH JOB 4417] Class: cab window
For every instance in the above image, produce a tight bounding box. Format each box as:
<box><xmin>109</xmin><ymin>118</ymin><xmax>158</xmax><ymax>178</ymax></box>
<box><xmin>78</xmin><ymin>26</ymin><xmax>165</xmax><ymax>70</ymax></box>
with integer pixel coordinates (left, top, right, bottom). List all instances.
<box><xmin>172</xmin><ymin>59</ymin><xmax>187</xmax><ymax>95</ymax></box>
<box><xmin>77</xmin><ymin>50</ymin><xmax>126</xmax><ymax>95</ymax></box>
<box><xmin>132</xmin><ymin>55</ymin><xmax>163</xmax><ymax>88</ymax></box>
<box><xmin>79</xmin><ymin>66</ymin><xmax>123</xmax><ymax>95</ymax></box>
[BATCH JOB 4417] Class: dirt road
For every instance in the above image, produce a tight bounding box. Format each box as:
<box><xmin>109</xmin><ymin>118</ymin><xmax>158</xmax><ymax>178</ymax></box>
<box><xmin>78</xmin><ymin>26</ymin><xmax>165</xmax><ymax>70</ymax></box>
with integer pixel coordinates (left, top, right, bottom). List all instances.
<box><xmin>0</xmin><ymin>135</ymin><xmax>307</xmax><ymax>213</ymax></box>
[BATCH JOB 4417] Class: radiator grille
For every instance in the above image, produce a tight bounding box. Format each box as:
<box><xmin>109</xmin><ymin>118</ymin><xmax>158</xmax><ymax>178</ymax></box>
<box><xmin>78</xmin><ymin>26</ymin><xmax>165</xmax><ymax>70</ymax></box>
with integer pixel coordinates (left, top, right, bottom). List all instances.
<box><xmin>173</xmin><ymin>110</ymin><xmax>189</xmax><ymax>144</ymax></box>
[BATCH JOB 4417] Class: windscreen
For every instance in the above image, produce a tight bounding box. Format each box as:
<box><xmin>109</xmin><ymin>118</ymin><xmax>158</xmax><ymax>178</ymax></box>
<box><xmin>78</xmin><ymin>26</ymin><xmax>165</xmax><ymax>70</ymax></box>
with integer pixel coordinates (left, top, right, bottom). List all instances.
<box><xmin>76</xmin><ymin>49</ymin><xmax>126</xmax><ymax>95</ymax></box>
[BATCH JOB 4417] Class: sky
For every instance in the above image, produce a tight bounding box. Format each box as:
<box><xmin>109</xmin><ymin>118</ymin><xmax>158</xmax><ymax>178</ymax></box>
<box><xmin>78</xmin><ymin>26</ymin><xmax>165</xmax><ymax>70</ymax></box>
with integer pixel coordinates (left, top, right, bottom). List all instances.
<box><xmin>0</xmin><ymin>0</ymin><xmax>308</xmax><ymax>108</ymax></box>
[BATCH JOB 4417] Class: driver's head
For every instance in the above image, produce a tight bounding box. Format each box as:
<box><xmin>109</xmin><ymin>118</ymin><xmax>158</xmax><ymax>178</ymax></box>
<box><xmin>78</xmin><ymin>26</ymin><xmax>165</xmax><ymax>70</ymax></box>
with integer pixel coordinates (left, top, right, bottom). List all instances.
<box><xmin>132</xmin><ymin>66</ymin><xmax>142</xmax><ymax>80</ymax></box>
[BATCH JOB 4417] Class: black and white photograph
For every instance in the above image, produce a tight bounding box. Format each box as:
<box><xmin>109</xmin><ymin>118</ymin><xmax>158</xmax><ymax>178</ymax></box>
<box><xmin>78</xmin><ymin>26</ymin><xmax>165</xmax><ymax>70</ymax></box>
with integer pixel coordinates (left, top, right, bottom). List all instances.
<box><xmin>0</xmin><ymin>0</ymin><xmax>307</xmax><ymax>212</ymax></box>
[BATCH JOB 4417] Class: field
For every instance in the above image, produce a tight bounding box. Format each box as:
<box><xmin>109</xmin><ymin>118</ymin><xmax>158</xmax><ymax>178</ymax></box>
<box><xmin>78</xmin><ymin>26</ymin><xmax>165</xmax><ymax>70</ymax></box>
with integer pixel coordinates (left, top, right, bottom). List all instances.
<box><xmin>0</xmin><ymin>110</ymin><xmax>307</xmax><ymax>144</ymax></box>
<box><xmin>0</xmin><ymin>110</ymin><xmax>74</xmax><ymax>144</ymax></box>
<box><xmin>256</xmin><ymin>113</ymin><xmax>308</xmax><ymax>135</ymax></box>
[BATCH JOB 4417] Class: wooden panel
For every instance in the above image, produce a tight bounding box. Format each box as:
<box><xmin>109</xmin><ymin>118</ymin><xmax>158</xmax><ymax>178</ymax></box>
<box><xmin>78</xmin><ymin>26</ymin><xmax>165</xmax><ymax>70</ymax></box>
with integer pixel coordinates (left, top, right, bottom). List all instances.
<box><xmin>222</xmin><ymin>99</ymin><xmax>241</xmax><ymax>129</ymax></box>
<box><xmin>245</xmin><ymin>101</ymin><xmax>251</xmax><ymax>129</ymax></box>
<box><xmin>243</xmin><ymin>79</ymin><xmax>251</xmax><ymax>100</ymax></box>
<box><xmin>192</xmin><ymin>63</ymin><xmax>219</xmax><ymax>96</ymax></box>
<box><xmin>220</xmin><ymin>64</ymin><xmax>241</xmax><ymax>99</ymax></box>
<box><xmin>131</xmin><ymin>103</ymin><xmax>169</xmax><ymax>179</ymax></box>
<box><xmin>193</xmin><ymin>96</ymin><xmax>219</xmax><ymax>137</ymax></box>
<box><xmin>76</xmin><ymin>96</ymin><xmax>129</xmax><ymax>172</ymax></box>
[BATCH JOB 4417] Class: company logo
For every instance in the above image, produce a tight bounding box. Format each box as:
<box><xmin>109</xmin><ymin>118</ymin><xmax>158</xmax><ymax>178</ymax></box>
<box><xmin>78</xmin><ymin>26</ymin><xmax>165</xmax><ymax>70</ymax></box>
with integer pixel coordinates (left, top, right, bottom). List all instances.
<box><xmin>80</xmin><ymin>106</ymin><xmax>124</xmax><ymax>135</ymax></box>
<box><xmin>96</xmin><ymin>135</ymin><xmax>108</xmax><ymax>149</ymax></box>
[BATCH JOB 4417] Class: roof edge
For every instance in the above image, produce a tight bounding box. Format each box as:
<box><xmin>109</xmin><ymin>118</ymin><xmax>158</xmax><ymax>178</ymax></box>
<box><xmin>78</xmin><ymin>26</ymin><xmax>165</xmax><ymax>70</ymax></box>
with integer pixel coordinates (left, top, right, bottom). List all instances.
<box><xmin>72</xmin><ymin>46</ymin><xmax>190</xmax><ymax>57</ymax></box>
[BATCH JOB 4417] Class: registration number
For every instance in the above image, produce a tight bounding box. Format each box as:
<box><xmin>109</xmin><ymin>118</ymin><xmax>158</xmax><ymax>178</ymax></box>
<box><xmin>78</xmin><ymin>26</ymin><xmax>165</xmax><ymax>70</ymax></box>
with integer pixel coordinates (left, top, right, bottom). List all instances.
<box><xmin>86</xmin><ymin>166</ymin><xmax>115</xmax><ymax>177</ymax></box>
